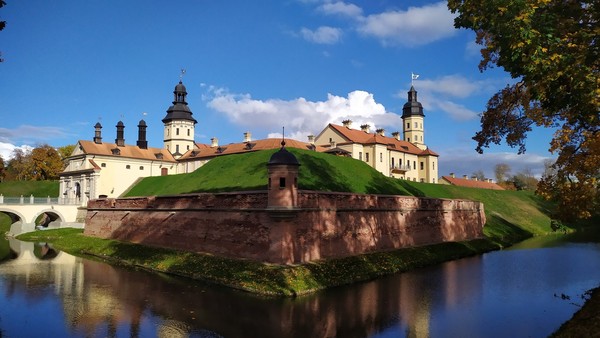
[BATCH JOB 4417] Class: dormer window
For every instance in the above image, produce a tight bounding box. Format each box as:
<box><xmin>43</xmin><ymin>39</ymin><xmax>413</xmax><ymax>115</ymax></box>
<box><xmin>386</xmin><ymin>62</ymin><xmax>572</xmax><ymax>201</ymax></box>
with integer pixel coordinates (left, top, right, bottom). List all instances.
<box><xmin>111</xmin><ymin>148</ymin><xmax>120</xmax><ymax>155</ymax></box>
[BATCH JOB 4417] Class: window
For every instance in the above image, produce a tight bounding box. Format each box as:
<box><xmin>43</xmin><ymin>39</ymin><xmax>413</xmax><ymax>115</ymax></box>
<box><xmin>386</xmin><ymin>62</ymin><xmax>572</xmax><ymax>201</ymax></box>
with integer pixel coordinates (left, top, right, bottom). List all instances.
<box><xmin>414</xmin><ymin>122</ymin><xmax>417</xmax><ymax>128</ymax></box>
<box><xmin>413</xmin><ymin>161</ymin><xmax>416</xmax><ymax>169</ymax></box>
<box><xmin>187</xmin><ymin>129</ymin><xmax>190</xmax><ymax>136</ymax></box>
<box><xmin>391</xmin><ymin>158</ymin><xmax>395</xmax><ymax>167</ymax></box>
<box><xmin>101</xmin><ymin>163</ymin><xmax>106</xmax><ymax>167</ymax></box>
<box><xmin>359</xmin><ymin>152</ymin><xmax>362</xmax><ymax>161</ymax></box>
<box><xmin>420</xmin><ymin>162</ymin><xmax>424</xmax><ymax>170</ymax></box>
<box><xmin>380</xmin><ymin>153</ymin><xmax>383</xmax><ymax>162</ymax></box>
<box><xmin>176</xmin><ymin>145</ymin><xmax>180</xmax><ymax>153</ymax></box>
<box><xmin>406</xmin><ymin>123</ymin><xmax>410</xmax><ymax>129</ymax></box>
<box><xmin>407</xmin><ymin>137</ymin><xmax>410</xmax><ymax>143</ymax></box>
<box><xmin>420</xmin><ymin>178</ymin><xmax>424</xmax><ymax>183</ymax></box>
<box><xmin>176</xmin><ymin>128</ymin><xmax>179</xmax><ymax>135</ymax></box>
<box><xmin>365</xmin><ymin>153</ymin><xmax>369</xmax><ymax>162</ymax></box>
<box><xmin>399</xmin><ymin>159</ymin><xmax>402</xmax><ymax>167</ymax></box>
<box><xmin>433</xmin><ymin>162</ymin><xmax>435</xmax><ymax>170</ymax></box>
<box><xmin>139</xmin><ymin>166</ymin><xmax>144</xmax><ymax>170</ymax></box>
<box><xmin>433</xmin><ymin>178</ymin><xmax>436</xmax><ymax>183</ymax></box>
<box><xmin>268</xmin><ymin>178</ymin><xmax>271</xmax><ymax>188</ymax></box>
<box><xmin>126</xmin><ymin>165</ymin><xmax>131</xmax><ymax>169</ymax></box>
<box><xmin>279</xmin><ymin>177</ymin><xmax>286</xmax><ymax>188</ymax></box>
<box><xmin>187</xmin><ymin>145</ymin><xmax>190</xmax><ymax>150</ymax></box>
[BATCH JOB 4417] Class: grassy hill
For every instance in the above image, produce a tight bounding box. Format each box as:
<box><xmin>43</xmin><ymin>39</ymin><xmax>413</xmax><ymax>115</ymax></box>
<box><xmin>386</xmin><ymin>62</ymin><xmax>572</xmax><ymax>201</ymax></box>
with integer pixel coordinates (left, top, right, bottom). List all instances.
<box><xmin>126</xmin><ymin>148</ymin><xmax>413</xmax><ymax>196</ymax></box>
<box><xmin>126</xmin><ymin>148</ymin><xmax>554</xmax><ymax>245</ymax></box>
<box><xmin>0</xmin><ymin>180</ymin><xmax>59</xmax><ymax>197</ymax></box>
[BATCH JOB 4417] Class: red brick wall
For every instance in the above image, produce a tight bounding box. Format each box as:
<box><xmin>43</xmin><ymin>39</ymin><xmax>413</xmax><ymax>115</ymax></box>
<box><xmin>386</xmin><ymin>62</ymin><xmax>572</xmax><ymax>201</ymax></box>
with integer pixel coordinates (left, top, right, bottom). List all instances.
<box><xmin>85</xmin><ymin>191</ymin><xmax>485</xmax><ymax>264</ymax></box>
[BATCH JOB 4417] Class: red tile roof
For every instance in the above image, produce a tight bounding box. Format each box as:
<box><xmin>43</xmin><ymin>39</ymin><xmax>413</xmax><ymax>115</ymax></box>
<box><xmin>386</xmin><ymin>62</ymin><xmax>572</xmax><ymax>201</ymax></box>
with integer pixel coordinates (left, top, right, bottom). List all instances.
<box><xmin>178</xmin><ymin>138</ymin><xmax>326</xmax><ymax>161</ymax></box>
<box><xmin>440</xmin><ymin>176</ymin><xmax>504</xmax><ymax>190</ymax></box>
<box><xmin>78</xmin><ymin>140</ymin><xmax>177</xmax><ymax>162</ymax></box>
<box><xmin>323</xmin><ymin>124</ymin><xmax>438</xmax><ymax>156</ymax></box>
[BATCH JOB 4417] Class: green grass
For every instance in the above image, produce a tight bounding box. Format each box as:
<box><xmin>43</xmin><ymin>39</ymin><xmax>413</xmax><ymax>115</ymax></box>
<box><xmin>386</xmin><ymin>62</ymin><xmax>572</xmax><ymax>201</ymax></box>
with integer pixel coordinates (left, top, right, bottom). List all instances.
<box><xmin>0</xmin><ymin>180</ymin><xmax>59</xmax><ymax>197</ymax></box>
<box><xmin>0</xmin><ymin>214</ymin><xmax>11</xmax><ymax>262</ymax></box>
<box><xmin>126</xmin><ymin>148</ymin><xmax>412</xmax><ymax>196</ymax></box>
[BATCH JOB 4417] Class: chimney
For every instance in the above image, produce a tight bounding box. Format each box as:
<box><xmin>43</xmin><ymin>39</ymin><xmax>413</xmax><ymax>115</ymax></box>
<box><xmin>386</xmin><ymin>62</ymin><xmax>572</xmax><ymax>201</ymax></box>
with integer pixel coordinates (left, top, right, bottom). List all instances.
<box><xmin>244</xmin><ymin>131</ymin><xmax>252</xmax><ymax>143</ymax></box>
<box><xmin>472</xmin><ymin>176</ymin><xmax>478</xmax><ymax>181</ymax></box>
<box><xmin>342</xmin><ymin>119</ymin><xmax>352</xmax><ymax>128</ymax></box>
<box><xmin>136</xmin><ymin>120</ymin><xmax>148</xmax><ymax>149</ymax></box>
<box><xmin>449</xmin><ymin>173</ymin><xmax>455</xmax><ymax>178</ymax></box>
<box><xmin>463</xmin><ymin>175</ymin><xmax>469</xmax><ymax>180</ymax></box>
<box><xmin>115</xmin><ymin>121</ymin><xmax>125</xmax><ymax>147</ymax></box>
<box><xmin>375</xmin><ymin>128</ymin><xmax>385</xmax><ymax>136</ymax></box>
<box><xmin>93</xmin><ymin>122</ymin><xmax>102</xmax><ymax>144</ymax></box>
<box><xmin>391</xmin><ymin>131</ymin><xmax>400</xmax><ymax>140</ymax></box>
<box><xmin>307</xmin><ymin>135</ymin><xmax>315</xmax><ymax>144</ymax></box>
<box><xmin>360</xmin><ymin>124</ymin><xmax>370</xmax><ymax>133</ymax></box>
<box><xmin>211</xmin><ymin>137</ymin><xmax>219</xmax><ymax>147</ymax></box>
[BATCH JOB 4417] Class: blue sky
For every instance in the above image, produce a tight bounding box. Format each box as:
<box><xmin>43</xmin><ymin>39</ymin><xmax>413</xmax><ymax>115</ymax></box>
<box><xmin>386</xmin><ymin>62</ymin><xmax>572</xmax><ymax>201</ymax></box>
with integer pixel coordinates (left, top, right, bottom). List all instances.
<box><xmin>0</xmin><ymin>0</ymin><xmax>555</xmax><ymax>179</ymax></box>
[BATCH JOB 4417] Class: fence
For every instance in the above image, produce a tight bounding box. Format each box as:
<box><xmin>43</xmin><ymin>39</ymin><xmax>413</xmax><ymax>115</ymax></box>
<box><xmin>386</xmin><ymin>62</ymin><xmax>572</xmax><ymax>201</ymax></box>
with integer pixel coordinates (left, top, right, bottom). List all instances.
<box><xmin>0</xmin><ymin>194</ymin><xmax>80</xmax><ymax>205</ymax></box>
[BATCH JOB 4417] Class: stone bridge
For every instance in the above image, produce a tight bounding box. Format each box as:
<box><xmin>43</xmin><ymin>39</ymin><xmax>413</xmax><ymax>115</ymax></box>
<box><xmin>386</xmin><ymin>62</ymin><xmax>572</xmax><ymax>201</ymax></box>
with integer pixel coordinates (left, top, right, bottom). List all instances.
<box><xmin>0</xmin><ymin>195</ymin><xmax>86</xmax><ymax>236</ymax></box>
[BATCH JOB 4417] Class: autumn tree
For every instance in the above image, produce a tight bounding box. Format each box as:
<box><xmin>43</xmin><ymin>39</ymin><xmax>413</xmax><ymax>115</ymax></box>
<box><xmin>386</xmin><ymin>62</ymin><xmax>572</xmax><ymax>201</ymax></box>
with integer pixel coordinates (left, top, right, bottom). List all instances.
<box><xmin>471</xmin><ymin>170</ymin><xmax>486</xmax><ymax>181</ymax></box>
<box><xmin>6</xmin><ymin>148</ymin><xmax>33</xmax><ymax>181</ymax></box>
<box><xmin>30</xmin><ymin>145</ymin><xmax>63</xmax><ymax>180</ymax></box>
<box><xmin>0</xmin><ymin>155</ymin><xmax>5</xmax><ymax>181</ymax></box>
<box><xmin>448</xmin><ymin>0</ymin><xmax>599</xmax><ymax>220</ymax></box>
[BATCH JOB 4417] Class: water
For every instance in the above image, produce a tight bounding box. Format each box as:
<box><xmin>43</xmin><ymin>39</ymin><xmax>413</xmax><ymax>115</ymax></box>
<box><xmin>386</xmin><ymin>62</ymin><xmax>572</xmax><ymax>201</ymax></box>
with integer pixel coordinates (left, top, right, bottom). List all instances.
<box><xmin>1</xmin><ymin>231</ymin><xmax>599</xmax><ymax>338</ymax></box>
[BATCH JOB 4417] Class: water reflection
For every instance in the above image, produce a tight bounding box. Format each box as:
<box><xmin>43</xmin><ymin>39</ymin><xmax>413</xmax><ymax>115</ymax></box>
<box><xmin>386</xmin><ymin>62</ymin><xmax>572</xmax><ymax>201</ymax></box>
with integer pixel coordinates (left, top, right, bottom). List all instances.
<box><xmin>1</xmin><ymin>234</ymin><xmax>599</xmax><ymax>337</ymax></box>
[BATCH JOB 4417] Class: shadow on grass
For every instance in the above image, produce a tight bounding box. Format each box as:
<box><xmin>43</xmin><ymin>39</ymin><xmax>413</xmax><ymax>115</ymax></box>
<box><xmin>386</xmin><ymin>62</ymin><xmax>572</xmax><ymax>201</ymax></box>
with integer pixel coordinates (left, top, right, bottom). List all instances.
<box><xmin>398</xmin><ymin>180</ymin><xmax>426</xmax><ymax>197</ymax></box>
<box><xmin>365</xmin><ymin>172</ymin><xmax>410</xmax><ymax>196</ymax></box>
<box><xmin>484</xmin><ymin>213</ymin><xmax>533</xmax><ymax>246</ymax></box>
<box><xmin>296</xmin><ymin>153</ymin><xmax>353</xmax><ymax>192</ymax></box>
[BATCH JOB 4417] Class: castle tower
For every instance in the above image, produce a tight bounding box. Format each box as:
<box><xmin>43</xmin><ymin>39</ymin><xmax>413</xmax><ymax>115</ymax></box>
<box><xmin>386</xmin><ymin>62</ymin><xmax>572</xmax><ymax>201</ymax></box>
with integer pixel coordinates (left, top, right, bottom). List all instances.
<box><xmin>162</xmin><ymin>80</ymin><xmax>197</xmax><ymax>158</ymax></box>
<box><xmin>402</xmin><ymin>86</ymin><xmax>426</xmax><ymax>150</ymax></box>
<box><xmin>267</xmin><ymin>141</ymin><xmax>300</xmax><ymax>210</ymax></box>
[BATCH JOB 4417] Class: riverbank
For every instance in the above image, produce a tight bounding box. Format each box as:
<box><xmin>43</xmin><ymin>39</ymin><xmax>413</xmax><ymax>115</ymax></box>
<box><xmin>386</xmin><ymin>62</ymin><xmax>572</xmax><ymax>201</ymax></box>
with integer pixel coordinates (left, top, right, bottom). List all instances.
<box><xmin>17</xmin><ymin>228</ymin><xmax>500</xmax><ymax>296</ymax></box>
<box><xmin>551</xmin><ymin>287</ymin><xmax>600</xmax><ymax>337</ymax></box>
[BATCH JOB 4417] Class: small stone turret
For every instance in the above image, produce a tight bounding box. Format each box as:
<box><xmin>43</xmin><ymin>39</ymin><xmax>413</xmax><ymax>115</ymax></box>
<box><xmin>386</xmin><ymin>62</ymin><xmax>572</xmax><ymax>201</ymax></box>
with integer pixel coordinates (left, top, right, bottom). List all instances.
<box><xmin>267</xmin><ymin>141</ymin><xmax>300</xmax><ymax>213</ymax></box>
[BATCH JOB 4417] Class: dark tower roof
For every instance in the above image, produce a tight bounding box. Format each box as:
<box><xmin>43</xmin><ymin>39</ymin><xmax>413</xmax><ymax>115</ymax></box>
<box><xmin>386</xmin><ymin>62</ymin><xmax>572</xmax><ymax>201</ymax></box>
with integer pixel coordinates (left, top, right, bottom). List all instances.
<box><xmin>402</xmin><ymin>86</ymin><xmax>425</xmax><ymax>118</ymax></box>
<box><xmin>162</xmin><ymin>81</ymin><xmax>198</xmax><ymax>124</ymax></box>
<box><xmin>268</xmin><ymin>141</ymin><xmax>300</xmax><ymax>166</ymax></box>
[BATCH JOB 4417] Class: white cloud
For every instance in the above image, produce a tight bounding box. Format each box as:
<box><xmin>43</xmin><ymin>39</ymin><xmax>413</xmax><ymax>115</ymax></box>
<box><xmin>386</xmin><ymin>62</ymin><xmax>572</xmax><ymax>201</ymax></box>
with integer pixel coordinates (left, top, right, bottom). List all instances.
<box><xmin>356</xmin><ymin>2</ymin><xmax>457</xmax><ymax>47</ymax></box>
<box><xmin>300</xmin><ymin>26</ymin><xmax>343</xmax><ymax>44</ymax></box>
<box><xmin>417</xmin><ymin>74</ymin><xmax>483</xmax><ymax>99</ymax></box>
<box><xmin>318</xmin><ymin>1</ymin><xmax>363</xmax><ymax>18</ymax></box>
<box><xmin>0</xmin><ymin>125</ymin><xmax>69</xmax><ymax>143</ymax></box>
<box><xmin>207</xmin><ymin>88</ymin><xmax>402</xmax><ymax>139</ymax></box>
<box><xmin>0</xmin><ymin>142</ymin><xmax>33</xmax><ymax>160</ymax></box>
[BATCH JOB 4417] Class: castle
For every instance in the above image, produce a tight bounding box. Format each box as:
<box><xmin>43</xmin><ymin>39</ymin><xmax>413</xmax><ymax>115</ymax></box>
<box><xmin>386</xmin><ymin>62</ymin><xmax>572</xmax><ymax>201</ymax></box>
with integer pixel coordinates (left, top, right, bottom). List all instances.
<box><xmin>59</xmin><ymin>80</ymin><xmax>439</xmax><ymax>204</ymax></box>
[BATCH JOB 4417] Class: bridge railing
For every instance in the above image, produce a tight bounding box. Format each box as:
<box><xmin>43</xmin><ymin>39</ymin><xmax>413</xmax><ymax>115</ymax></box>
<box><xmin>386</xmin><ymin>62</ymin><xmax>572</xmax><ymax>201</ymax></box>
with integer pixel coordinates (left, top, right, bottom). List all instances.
<box><xmin>0</xmin><ymin>194</ymin><xmax>81</xmax><ymax>205</ymax></box>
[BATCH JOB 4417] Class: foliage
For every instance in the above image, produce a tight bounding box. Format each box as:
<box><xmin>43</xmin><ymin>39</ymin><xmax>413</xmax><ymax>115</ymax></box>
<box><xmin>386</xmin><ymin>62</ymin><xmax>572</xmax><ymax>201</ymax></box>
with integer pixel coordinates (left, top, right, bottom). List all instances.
<box><xmin>0</xmin><ymin>155</ymin><xmax>4</xmax><ymax>181</ymax></box>
<box><xmin>30</xmin><ymin>145</ymin><xmax>64</xmax><ymax>180</ymax></box>
<box><xmin>448</xmin><ymin>0</ymin><xmax>600</xmax><ymax>220</ymax></box>
<box><xmin>471</xmin><ymin>170</ymin><xmax>486</xmax><ymax>181</ymax></box>
<box><xmin>126</xmin><ymin>148</ymin><xmax>412</xmax><ymax>197</ymax></box>
<box><xmin>0</xmin><ymin>0</ymin><xmax>5</xmax><ymax>62</ymax></box>
<box><xmin>57</xmin><ymin>144</ymin><xmax>76</xmax><ymax>165</ymax></box>
<box><xmin>494</xmin><ymin>163</ymin><xmax>511</xmax><ymax>183</ymax></box>
<box><xmin>3</xmin><ymin>144</ymin><xmax>65</xmax><ymax>181</ymax></box>
<box><xmin>0</xmin><ymin>180</ymin><xmax>59</xmax><ymax>197</ymax></box>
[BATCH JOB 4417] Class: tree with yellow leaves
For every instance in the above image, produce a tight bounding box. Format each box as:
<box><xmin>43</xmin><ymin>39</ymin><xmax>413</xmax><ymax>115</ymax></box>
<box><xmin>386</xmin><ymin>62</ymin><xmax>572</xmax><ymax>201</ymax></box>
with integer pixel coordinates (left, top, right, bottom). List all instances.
<box><xmin>448</xmin><ymin>0</ymin><xmax>599</xmax><ymax>220</ymax></box>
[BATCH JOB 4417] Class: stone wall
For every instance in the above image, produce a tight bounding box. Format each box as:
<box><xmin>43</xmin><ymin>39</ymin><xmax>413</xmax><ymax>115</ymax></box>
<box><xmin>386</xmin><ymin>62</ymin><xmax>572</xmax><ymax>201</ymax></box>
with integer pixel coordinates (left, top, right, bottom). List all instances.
<box><xmin>84</xmin><ymin>191</ymin><xmax>485</xmax><ymax>264</ymax></box>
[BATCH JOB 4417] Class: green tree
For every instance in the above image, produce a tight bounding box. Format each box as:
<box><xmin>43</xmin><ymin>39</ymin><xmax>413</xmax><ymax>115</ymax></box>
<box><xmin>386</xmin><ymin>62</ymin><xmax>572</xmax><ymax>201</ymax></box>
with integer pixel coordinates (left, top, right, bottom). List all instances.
<box><xmin>30</xmin><ymin>145</ymin><xmax>63</xmax><ymax>180</ymax></box>
<box><xmin>6</xmin><ymin>148</ymin><xmax>32</xmax><ymax>181</ymax></box>
<box><xmin>448</xmin><ymin>0</ymin><xmax>599</xmax><ymax>220</ymax></box>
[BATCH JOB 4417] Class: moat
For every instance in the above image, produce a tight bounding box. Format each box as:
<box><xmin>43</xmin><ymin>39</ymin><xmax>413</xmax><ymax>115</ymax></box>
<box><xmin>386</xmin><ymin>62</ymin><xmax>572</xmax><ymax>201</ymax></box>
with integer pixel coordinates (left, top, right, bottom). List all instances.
<box><xmin>1</xmin><ymin>231</ymin><xmax>600</xmax><ymax>337</ymax></box>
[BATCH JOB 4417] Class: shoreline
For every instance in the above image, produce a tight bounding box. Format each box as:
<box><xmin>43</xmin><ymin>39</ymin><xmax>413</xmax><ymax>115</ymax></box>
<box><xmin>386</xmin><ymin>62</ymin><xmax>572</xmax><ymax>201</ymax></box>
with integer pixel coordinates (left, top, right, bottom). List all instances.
<box><xmin>16</xmin><ymin>228</ymin><xmax>502</xmax><ymax>297</ymax></box>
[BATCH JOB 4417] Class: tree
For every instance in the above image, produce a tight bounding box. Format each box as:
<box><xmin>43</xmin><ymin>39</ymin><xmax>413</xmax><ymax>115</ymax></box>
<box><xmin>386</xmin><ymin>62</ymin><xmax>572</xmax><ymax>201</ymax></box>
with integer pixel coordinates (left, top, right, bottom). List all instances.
<box><xmin>0</xmin><ymin>155</ymin><xmax>5</xmax><ymax>182</ymax></box>
<box><xmin>0</xmin><ymin>1</ymin><xmax>6</xmax><ymax>63</ymax></box>
<box><xmin>6</xmin><ymin>148</ymin><xmax>33</xmax><ymax>181</ymax></box>
<box><xmin>494</xmin><ymin>163</ymin><xmax>511</xmax><ymax>183</ymax></box>
<box><xmin>30</xmin><ymin>145</ymin><xmax>63</xmax><ymax>180</ymax></box>
<box><xmin>471</xmin><ymin>170</ymin><xmax>486</xmax><ymax>181</ymax></box>
<box><xmin>448</xmin><ymin>0</ymin><xmax>599</xmax><ymax>220</ymax></box>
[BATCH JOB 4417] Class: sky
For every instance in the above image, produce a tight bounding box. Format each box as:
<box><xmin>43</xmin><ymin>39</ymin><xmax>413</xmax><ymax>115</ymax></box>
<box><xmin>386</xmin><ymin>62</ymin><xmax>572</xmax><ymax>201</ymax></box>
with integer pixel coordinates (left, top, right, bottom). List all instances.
<box><xmin>0</xmin><ymin>0</ymin><xmax>556</xmax><ymax>179</ymax></box>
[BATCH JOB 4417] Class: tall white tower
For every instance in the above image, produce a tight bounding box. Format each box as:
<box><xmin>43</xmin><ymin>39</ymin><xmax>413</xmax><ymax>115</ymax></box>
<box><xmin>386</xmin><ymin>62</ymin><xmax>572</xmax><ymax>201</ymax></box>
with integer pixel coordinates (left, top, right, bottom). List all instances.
<box><xmin>162</xmin><ymin>80</ymin><xmax>197</xmax><ymax>158</ymax></box>
<box><xmin>402</xmin><ymin>86</ymin><xmax>426</xmax><ymax>150</ymax></box>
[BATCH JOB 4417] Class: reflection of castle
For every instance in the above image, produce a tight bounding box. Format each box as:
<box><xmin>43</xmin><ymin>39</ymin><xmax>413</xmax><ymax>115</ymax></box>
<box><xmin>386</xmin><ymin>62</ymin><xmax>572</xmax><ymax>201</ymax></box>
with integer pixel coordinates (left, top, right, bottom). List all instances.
<box><xmin>59</xmin><ymin>81</ymin><xmax>438</xmax><ymax>203</ymax></box>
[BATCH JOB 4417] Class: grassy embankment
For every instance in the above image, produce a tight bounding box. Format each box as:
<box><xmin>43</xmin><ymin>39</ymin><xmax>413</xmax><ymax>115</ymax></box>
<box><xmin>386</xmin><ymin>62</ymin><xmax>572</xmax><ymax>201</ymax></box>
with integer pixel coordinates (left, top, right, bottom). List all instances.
<box><xmin>15</xmin><ymin>148</ymin><xmax>558</xmax><ymax>296</ymax></box>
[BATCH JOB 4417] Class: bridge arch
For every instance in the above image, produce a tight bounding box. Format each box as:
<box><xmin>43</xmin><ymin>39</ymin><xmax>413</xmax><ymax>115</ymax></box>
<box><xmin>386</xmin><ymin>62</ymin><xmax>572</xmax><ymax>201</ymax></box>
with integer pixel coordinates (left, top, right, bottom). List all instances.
<box><xmin>31</xmin><ymin>209</ymin><xmax>66</xmax><ymax>228</ymax></box>
<box><xmin>0</xmin><ymin>208</ymin><xmax>27</xmax><ymax>225</ymax></box>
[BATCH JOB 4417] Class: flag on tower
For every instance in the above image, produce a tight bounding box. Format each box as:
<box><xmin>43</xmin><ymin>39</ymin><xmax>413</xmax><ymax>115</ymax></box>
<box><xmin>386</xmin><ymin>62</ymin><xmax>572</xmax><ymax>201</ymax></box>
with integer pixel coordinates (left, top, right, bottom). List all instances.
<box><xmin>411</xmin><ymin>72</ymin><xmax>419</xmax><ymax>80</ymax></box>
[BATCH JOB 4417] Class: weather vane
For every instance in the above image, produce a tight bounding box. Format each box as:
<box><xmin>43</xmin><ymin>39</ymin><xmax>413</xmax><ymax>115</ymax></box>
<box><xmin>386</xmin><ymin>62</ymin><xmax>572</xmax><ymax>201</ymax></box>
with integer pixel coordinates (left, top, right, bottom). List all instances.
<box><xmin>411</xmin><ymin>72</ymin><xmax>419</xmax><ymax>86</ymax></box>
<box><xmin>180</xmin><ymin>68</ymin><xmax>186</xmax><ymax>81</ymax></box>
